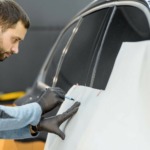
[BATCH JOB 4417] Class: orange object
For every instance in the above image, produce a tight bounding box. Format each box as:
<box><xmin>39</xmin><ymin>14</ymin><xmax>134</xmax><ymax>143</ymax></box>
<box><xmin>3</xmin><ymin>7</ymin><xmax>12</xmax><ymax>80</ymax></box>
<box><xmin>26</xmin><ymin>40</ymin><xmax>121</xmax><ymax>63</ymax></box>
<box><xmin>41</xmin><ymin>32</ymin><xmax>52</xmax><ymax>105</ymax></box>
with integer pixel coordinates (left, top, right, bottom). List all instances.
<box><xmin>0</xmin><ymin>140</ymin><xmax>45</xmax><ymax>150</ymax></box>
<box><xmin>0</xmin><ymin>91</ymin><xmax>25</xmax><ymax>101</ymax></box>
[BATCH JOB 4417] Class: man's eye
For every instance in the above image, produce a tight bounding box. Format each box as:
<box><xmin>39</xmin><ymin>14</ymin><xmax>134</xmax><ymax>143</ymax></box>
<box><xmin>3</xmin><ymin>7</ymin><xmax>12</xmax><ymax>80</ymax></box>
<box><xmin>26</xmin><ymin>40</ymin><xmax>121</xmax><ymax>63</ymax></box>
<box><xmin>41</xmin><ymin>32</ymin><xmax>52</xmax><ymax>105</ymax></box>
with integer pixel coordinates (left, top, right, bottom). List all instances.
<box><xmin>12</xmin><ymin>39</ymin><xmax>18</xmax><ymax>43</ymax></box>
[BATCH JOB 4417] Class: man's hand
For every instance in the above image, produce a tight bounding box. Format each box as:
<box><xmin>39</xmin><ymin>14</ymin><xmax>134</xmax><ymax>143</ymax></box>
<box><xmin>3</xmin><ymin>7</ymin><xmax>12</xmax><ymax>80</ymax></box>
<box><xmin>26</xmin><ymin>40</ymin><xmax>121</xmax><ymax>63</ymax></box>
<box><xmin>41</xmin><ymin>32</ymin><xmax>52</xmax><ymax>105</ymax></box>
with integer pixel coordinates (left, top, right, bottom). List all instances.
<box><xmin>37</xmin><ymin>101</ymin><xmax>80</xmax><ymax>140</ymax></box>
<box><xmin>38</xmin><ymin>87</ymin><xmax>65</xmax><ymax>114</ymax></box>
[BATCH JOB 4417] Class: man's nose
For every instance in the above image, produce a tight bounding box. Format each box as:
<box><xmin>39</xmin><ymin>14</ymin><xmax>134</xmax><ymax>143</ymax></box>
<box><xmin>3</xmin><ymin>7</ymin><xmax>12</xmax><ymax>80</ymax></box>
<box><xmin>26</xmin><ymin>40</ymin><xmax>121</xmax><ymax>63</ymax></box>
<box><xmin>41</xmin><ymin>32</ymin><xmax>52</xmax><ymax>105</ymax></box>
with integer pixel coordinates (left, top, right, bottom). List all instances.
<box><xmin>11</xmin><ymin>44</ymin><xmax>19</xmax><ymax>54</ymax></box>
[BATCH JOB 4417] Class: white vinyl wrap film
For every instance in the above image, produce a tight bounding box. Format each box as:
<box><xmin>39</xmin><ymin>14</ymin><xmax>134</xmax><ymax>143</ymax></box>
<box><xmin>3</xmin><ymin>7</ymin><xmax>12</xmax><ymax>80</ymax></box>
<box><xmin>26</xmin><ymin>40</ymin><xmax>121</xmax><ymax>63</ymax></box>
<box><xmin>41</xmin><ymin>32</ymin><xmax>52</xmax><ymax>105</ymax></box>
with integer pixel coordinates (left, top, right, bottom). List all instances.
<box><xmin>45</xmin><ymin>40</ymin><xmax>150</xmax><ymax>150</ymax></box>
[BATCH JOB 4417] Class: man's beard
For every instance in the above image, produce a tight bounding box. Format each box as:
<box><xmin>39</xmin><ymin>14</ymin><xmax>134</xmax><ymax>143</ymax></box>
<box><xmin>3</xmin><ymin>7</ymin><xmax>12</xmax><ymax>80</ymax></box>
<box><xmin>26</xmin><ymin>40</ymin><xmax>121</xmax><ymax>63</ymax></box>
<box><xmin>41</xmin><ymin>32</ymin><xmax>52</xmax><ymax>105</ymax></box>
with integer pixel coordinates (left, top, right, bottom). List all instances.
<box><xmin>0</xmin><ymin>39</ymin><xmax>13</xmax><ymax>61</ymax></box>
<box><xmin>0</xmin><ymin>47</ymin><xmax>8</xmax><ymax>61</ymax></box>
<box><xmin>0</xmin><ymin>38</ymin><xmax>7</xmax><ymax>61</ymax></box>
<box><xmin>0</xmin><ymin>55</ymin><xmax>6</xmax><ymax>61</ymax></box>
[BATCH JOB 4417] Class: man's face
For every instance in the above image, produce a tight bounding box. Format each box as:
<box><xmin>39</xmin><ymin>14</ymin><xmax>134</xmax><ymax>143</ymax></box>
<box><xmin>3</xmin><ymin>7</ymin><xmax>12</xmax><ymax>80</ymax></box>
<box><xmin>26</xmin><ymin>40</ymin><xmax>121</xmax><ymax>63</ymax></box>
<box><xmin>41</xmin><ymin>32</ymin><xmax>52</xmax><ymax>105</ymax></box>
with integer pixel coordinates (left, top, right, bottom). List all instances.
<box><xmin>0</xmin><ymin>21</ymin><xmax>27</xmax><ymax>61</ymax></box>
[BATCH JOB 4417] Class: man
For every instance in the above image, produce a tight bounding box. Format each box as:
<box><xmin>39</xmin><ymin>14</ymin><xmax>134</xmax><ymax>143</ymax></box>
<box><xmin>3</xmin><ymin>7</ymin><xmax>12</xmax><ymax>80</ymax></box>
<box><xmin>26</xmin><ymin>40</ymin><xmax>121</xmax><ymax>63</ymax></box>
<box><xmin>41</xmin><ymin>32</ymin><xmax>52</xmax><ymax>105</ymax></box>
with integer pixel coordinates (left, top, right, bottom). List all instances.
<box><xmin>0</xmin><ymin>0</ymin><xmax>80</xmax><ymax>140</ymax></box>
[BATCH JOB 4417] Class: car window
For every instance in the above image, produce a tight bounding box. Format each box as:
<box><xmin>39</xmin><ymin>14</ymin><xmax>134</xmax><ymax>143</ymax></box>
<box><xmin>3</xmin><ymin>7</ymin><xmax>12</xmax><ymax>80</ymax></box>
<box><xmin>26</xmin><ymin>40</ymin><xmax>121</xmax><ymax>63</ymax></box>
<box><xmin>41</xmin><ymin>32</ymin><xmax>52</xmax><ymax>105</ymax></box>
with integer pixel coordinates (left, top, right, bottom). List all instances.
<box><xmin>53</xmin><ymin>8</ymin><xmax>112</xmax><ymax>92</ymax></box>
<box><xmin>44</xmin><ymin>23</ymin><xmax>78</xmax><ymax>86</ymax></box>
<box><xmin>92</xmin><ymin>6</ymin><xmax>150</xmax><ymax>89</ymax></box>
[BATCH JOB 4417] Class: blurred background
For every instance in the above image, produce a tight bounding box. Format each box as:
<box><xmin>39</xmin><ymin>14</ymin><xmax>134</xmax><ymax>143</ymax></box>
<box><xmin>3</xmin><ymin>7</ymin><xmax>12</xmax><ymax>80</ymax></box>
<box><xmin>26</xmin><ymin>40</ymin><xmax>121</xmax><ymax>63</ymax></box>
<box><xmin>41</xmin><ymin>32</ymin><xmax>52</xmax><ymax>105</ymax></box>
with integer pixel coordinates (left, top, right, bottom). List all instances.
<box><xmin>0</xmin><ymin>0</ymin><xmax>92</xmax><ymax>93</ymax></box>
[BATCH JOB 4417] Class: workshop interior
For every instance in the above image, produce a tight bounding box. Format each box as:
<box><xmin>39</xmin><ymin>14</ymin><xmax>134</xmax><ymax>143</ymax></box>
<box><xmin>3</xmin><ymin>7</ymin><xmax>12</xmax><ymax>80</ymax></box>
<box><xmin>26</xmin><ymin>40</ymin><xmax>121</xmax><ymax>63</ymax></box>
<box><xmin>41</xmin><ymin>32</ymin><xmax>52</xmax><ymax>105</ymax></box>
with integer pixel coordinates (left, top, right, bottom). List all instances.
<box><xmin>0</xmin><ymin>0</ymin><xmax>150</xmax><ymax>150</ymax></box>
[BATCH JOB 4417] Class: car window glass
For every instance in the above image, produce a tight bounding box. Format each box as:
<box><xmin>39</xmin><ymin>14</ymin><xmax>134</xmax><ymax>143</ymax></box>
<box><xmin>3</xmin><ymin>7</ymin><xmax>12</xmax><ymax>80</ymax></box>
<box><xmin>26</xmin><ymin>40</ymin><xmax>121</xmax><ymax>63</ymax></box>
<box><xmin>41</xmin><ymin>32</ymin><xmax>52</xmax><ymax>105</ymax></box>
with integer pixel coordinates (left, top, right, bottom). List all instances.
<box><xmin>92</xmin><ymin>6</ymin><xmax>150</xmax><ymax>89</ymax></box>
<box><xmin>53</xmin><ymin>8</ymin><xmax>110</xmax><ymax>92</ymax></box>
<box><xmin>45</xmin><ymin>23</ymin><xmax>77</xmax><ymax>86</ymax></box>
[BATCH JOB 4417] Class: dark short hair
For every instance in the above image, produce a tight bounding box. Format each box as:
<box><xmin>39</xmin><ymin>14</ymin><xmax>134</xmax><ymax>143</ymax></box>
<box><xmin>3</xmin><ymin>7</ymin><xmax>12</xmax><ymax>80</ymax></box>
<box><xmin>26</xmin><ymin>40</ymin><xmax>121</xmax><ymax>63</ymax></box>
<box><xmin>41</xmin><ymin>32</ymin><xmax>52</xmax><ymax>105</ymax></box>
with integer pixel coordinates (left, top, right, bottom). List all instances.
<box><xmin>0</xmin><ymin>0</ymin><xmax>30</xmax><ymax>31</ymax></box>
